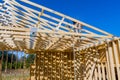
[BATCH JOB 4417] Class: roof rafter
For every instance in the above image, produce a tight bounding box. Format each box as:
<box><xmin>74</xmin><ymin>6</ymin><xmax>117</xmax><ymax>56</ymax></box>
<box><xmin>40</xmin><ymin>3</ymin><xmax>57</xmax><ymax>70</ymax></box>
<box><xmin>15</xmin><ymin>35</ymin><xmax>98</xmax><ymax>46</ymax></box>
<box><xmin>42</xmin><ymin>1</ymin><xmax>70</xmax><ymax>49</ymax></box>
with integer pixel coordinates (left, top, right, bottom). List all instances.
<box><xmin>0</xmin><ymin>0</ymin><xmax>115</xmax><ymax>51</ymax></box>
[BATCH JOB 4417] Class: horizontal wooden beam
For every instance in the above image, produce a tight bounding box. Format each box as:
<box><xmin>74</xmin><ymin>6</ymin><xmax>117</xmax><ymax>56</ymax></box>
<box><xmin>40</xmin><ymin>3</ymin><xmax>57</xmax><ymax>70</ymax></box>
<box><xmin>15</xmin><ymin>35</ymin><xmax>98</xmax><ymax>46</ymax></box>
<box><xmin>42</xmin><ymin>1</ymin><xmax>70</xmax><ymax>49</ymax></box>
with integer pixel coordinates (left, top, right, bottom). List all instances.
<box><xmin>37</xmin><ymin>29</ymin><xmax>112</xmax><ymax>38</ymax></box>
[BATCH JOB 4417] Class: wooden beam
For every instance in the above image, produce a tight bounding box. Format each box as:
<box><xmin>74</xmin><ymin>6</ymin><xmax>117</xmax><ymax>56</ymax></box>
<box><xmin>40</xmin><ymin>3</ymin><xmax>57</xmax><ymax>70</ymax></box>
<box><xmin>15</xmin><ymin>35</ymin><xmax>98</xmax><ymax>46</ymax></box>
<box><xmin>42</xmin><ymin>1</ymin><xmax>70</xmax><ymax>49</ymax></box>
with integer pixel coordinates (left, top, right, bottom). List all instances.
<box><xmin>37</xmin><ymin>29</ymin><xmax>111</xmax><ymax>38</ymax></box>
<box><xmin>56</xmin><ymin>17</ymin><xmax>65</xmax><ymax>31</ymax></box>
<box><xmin>107</xmin><ymin>42</ymin><xmax>116</xmax><ymax>80</ymax></box>
<box><xmin>0</xmin><ymin>26</ymin><xmax>30</xmax><ymax>31</ymax></box>
<box><xmin>112</xmin><ymin>41</ymin><xmax>120</xmax><ymax>80</ymax></box>
<box><xmin>20</xmin><ymin>0</ymin><xmax>113</xmax><ymax>36</ymax></box>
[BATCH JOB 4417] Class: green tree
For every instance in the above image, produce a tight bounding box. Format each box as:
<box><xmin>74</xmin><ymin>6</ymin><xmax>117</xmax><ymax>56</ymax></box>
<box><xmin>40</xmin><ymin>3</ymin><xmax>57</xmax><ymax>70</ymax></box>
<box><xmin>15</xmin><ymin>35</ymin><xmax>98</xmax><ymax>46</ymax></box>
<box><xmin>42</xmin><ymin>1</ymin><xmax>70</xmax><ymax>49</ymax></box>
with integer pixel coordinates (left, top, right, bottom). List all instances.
<box><xmin>26</xmin><ymin>54</ymin><xmax>35</xmax><ymax>68</ymax></box>
<box><xmin>0</xmin><ymin>51</ymin><xmax>18</xmax><ymax>70</ymax></box>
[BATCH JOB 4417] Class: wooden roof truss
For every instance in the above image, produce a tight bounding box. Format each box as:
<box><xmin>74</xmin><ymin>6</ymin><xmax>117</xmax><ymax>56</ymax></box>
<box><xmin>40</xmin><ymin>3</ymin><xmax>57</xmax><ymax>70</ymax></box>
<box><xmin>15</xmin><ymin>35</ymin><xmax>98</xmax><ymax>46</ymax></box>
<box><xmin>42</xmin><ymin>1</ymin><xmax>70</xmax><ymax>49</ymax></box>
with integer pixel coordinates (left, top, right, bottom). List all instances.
<box><xmin>0</xmin><ymin>0</ymin><xmax>116</xmax><ymax>52</ymax></box>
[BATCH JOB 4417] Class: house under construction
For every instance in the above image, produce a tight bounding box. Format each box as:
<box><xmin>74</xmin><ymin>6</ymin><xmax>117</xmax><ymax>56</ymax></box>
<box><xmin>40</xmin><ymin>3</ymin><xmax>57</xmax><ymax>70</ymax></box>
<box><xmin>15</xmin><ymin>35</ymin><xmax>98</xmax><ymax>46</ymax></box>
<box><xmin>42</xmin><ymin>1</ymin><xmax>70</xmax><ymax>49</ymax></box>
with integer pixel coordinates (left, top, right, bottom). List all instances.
<box><xmin>0</xmin><ymin>0</ymin><xmax>120</xmax><ymax>80</ymax></box>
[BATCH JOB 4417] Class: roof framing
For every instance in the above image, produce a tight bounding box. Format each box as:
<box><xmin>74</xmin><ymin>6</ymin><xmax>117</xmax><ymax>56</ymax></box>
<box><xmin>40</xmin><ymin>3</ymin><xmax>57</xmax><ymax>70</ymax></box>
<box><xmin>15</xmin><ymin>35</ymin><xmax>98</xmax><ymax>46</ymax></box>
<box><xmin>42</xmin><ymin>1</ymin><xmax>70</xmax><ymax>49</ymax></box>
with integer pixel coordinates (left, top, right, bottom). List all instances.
<box><xmin>0</xmin><ymin>0</ymin><xmax>116</xmax><ymax>52</ymax></box>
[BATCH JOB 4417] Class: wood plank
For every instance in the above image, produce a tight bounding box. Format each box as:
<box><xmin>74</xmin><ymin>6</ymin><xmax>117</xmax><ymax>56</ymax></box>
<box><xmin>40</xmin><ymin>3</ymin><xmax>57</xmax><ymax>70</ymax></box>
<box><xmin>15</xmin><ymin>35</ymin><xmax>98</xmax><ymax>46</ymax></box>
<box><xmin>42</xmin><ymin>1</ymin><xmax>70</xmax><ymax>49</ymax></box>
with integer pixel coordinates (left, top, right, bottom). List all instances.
<box><xmin>20</xmin><ymin>0</ymin><xmax>113</xmax><ymax>36</ymax></box>
<box><xmin>108</xmin><ymin>43</ymin><xmax>116</xmax><ymax>80</ymax></box>
<box><xmin>112</xmin><ymin>41</ymin><xmax>120</xmax><ymax>80</ymax></box>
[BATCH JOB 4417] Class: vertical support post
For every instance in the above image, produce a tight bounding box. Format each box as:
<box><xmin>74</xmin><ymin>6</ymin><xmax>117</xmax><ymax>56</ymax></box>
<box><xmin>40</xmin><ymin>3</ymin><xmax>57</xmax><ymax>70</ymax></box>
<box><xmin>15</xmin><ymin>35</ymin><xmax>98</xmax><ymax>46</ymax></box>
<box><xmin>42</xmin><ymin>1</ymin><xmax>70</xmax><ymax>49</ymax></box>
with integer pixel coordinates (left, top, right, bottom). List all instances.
<box><xmin>89</xmin><ymin>60</ymin><xmax>97</xmax><ymax>80</ymax></box>
<box><xmin>46</xmin><ymin>52</ymin><xmax>48</xmax><ymax>80</ymax></box>
<box><xmin>117</xmin><ymin>40</ymin><xmax>120</xmax><ymax>59</ymax></box>
<box><xmin>66</xmin><ymin>52</ymin><xmax>69</xmax><ymax>80</ymax></box>
<box><xmin>70</xmin><ymin>51</ymin><xmax>72</xmax><ymax>79</ymax></box>
<box><xmin>98</xmin><ymin>63</ymin><xmax>102</xmax><ymax>80</ymax></box>
<box><xmin>101</xmin><ymin>63</ymin><xmax>106</xmax><ymax>80</ymax></box>
<box><xmin>107</xmin><ymin>42</ymin><xmax>116</xmax><ymax>80</ymax></box>
<box><xmin>105</xmin><ymin>63</ymin><xmax>109</xmax><ymax>80</ymax></box>
<box><xmin>51</xmin><ymin>52</ymin><xmax>53</xmax><ymax>80</ymax></box>
<box><xmin>112</xmin><ymin>41</ymin><xmax>120</xmax><ymax>80</ymax></box>
<box><xmin>84</xmin><ymin>52</ymin><xmax>88</xmax><ymax>80</ymax></box>
<box><xmin>94</xmin><ymin>68</ymin><xmax>98</xmax><ymax>80</ymax></box>
<box><xmin>89</xmin><ymin>61</ymin><xmax>93</xmax><ymax>80</ymax></box>
<box><xmin>39</xmin><ymin>52</ymin><xmax>41</xmax><ymax>80</ymax></box>
<box><xmin>55</xmin><ymin>52</ymin><xmax>57</xmax><ymax>80</ymax></box>
<box><xmin>105</xmin><ymin>47</ymin><xmax>112</xmax><ymax>80</ymax></box>
<box><xmin>85</xmin><ymin>52</ymin><xmax>89</xmax><ymax>79</ymax></box>
<box><xmin>43</xmin><ymin>51</ymin><xmax>45</xmax><ymax>80</ymax></box>
<box><xmin>61</xmin><ymin>52</ymin><xmax>63</xmax><ymax>80</ymax></box>
<box><xmin>73</xmin><ymin>44</ymin><xmax>76</xmax><ymax>80</ymax></box>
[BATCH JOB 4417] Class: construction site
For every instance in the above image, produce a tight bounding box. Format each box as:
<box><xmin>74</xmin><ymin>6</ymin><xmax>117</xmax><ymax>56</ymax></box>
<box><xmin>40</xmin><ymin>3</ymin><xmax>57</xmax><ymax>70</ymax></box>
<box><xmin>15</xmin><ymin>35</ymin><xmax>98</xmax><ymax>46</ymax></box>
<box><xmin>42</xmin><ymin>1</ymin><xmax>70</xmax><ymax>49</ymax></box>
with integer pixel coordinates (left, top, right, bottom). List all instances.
<box><xmin>0</xmin><ymin>0</ymin><xmax>120</xmax><ymax>80</ymax></box>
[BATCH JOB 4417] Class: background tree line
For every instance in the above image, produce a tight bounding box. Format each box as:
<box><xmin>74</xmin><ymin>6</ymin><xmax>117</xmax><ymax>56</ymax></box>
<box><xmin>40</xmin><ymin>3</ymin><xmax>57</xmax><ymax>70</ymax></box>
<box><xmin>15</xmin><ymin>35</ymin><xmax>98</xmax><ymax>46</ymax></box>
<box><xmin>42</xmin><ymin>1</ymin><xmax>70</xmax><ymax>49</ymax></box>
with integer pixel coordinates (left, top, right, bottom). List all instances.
<box><xmin>0</xmin><ymin>51</ymin><xmax>35</xmax><ymax>70</ymax></box>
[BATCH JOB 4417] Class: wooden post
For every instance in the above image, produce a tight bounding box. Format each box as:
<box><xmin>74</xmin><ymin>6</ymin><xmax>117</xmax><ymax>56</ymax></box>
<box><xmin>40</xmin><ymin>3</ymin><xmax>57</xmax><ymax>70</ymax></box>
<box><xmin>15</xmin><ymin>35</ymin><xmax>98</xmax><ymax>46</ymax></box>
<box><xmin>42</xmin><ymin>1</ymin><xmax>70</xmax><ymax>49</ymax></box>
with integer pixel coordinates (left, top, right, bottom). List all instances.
<box><xmin>66</xmin><ymin>53</ymin><xmax>68</xmax><ymax>79</ymax></box>
<box><xmin>94</xmin><ymin>68</ymin><xmax>98</xmax><ymax>80</ymax></box>
<box><xmin>101</xmin><ymin>63</ymin><xmax>106</xmax><ymax>80</ymax></box>
<box><xmin>105</xmin><ymin>47</ymin><xmax>111</xmax><ymax>80</ymax></box>
<box><xmin>43</xmin><ymin>51</ymin><xmax>45</xmax><ymax>80</ymax></box>
<box><xmin>112</xmin><ymin>41</ymin><xmax>120</xmax><ymax>80</ymax></box>
<box><xmin>51</xmin><ymin>52</ymin><xmax>53</xmax><ymax>80</ymax></box>
<box><xmin>107</xmin><ymin>42</ymin><xmax>116</xmax><ymax>80</ymax></box>
<box><xmin>73</xmin><ymin>44</ymin><xmax>77</xmax><ymax>80</ymax></box>
<box><xmin>98</xmin><ymin>63</ymin><xmax>102</xmax><ymax>80</ymax></box>
<box><xmin>54</xmin><ymin>52</ymin><xmax>57</xmax><ymax>80</ymax></box>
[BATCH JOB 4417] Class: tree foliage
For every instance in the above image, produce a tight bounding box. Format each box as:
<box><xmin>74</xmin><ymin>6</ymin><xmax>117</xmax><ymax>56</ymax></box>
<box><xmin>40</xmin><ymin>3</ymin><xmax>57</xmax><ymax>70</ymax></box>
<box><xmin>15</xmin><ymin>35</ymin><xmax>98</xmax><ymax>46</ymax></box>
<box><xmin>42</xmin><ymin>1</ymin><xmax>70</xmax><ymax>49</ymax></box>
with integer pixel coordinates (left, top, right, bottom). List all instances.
<box><xmin>0</xmin><ymin>51</ymin><xmax>35</xmax><ymax>70</ymax></box>
<box><xmin>26</xmin><ymin>54</ymin><xmax>35</xmax><ymax>68</ymax></box>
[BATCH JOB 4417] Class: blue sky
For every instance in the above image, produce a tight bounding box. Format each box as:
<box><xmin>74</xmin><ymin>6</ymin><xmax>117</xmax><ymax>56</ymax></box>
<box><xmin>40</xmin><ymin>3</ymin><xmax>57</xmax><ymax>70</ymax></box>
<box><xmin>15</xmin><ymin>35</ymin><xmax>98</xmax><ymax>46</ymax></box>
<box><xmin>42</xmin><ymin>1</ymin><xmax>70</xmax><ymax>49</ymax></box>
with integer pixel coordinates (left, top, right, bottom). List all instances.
<box><xmin>1</xmin><ymin>0</ymin><xmax>120</xmax><ymax>36</ymax></box>
<box><xmin>30</xmin><ymin>0</ymin><xmax>120</xmax><ymax>37</ymax></box>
